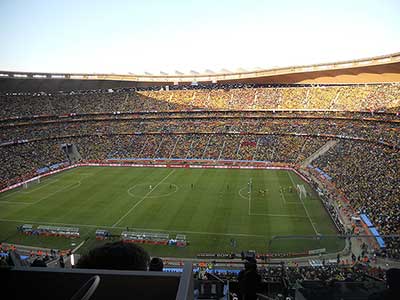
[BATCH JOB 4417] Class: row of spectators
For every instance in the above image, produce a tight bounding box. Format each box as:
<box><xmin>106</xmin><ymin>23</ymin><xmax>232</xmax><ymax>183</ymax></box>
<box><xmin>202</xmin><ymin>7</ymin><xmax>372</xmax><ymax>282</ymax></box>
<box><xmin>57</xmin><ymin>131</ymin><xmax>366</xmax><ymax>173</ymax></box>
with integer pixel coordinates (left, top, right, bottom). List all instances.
<box><xmin>198</xmin><ymin>262</ymin><xmax>391</xmax><ymax>299</ymax></box>
<box><xmin>206</xmin><ymin>263</ymin><xmax>387</xmax><ymax>283</ymax></box>
<box><xmin>1</xmin><ymin>115</ymin><xmax>399</xmax><ymax>147</ymax></box>
<box><xmin>1</xmin><ymin>83</ymin><xmax>399</xmax><ymax>117</ymax></box>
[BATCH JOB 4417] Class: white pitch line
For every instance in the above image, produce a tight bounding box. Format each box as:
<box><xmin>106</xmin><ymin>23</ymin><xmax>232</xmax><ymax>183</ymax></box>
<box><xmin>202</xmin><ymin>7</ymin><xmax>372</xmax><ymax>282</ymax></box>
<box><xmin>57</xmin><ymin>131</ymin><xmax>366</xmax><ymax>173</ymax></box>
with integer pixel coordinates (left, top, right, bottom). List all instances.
<box><xmin>127</xmin><ymin>183</ymin><xmax>179</xmax><ymax>199</ymax></box>
<box><xmin>280</xmin><ymin>191</ymin><xmax>287</xmax><ymax>205</ymax></box>
<box><xmin>0</xmin><ymin>201</ymin><xmax>31</xmax><ymax>205</ymax></box>
<box><xmin>112</xmin><ymin>169</ymin><xmax>176</xmax><ymax>227</ymax></box>
<box><xmin>32</xmin><ymin>181</ymin><xmax>82</xmax><ymax>205</ymax></box>
<box><xmin>249</xmin><ymin>213</ymin><xmax>310</xmax><ymax>218</ymax></box>
<box><xmin>0</xmin><ymin>180</ymin><xmax>78</xmax><ymax>205</ymax></box>
<box><xmin>288</xmin><ymin>172</ymin><xmax>319</xmax><ymax>234</ymax></box>
<box><xmin>238</xmin><ymin>187</ymin><xmax>307</xmax><ymax>218</ymax></box>
<box><xmin>0</xmin><ymin>217</ymin><xmax>265</xmax><ymax>238</ymax></box>
<box><xmin>238</xmin><ymin>187</ymin><xmax>248</xmax><ymax>200</ymax></box>
<box><xmin>248</xmin><ymin>188</ymin><xmax>251</xmax><ymax>216</ymax></box>
<box><xmin>280</xmin><ymin>192</ymin><xmax>302</xmax><ymax>205</ymax></box>
<box><xmin>0</xmin><ymin>188</ymin><xmax>22</xmax><ymax>199</ymax></box>
<box><xmin>20</xmin><ymin>179</ymin><xmax>59</xmax><ymax>194</ymax></box>
<box><xmin>0</xmin><ymin>167</ymin><xmax>78</xmax><ymax>199</ymax></box>
<box><xmin>239</xmin><ymin>185</ymin><xmax>253</xmax><ymax>215</ymax></box>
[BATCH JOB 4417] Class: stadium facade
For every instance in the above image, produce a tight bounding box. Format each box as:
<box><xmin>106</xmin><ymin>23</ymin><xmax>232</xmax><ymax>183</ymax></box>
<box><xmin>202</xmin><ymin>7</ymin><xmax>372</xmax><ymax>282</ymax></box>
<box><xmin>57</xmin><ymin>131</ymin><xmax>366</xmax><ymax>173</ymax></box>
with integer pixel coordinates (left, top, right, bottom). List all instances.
<box><xmin>1</xmin><ymin>52</ymin><xmax>400</xmax><ymax>92</ymax></box>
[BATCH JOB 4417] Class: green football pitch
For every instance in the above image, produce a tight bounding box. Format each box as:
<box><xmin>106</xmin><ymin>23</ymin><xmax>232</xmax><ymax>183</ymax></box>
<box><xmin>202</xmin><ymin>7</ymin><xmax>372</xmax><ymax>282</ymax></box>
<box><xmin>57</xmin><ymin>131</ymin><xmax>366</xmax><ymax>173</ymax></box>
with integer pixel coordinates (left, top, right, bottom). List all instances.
<box><xmin>0</xmin><ymin>166</ymin><xmax>344</xmax><ymax>257</ymax></box>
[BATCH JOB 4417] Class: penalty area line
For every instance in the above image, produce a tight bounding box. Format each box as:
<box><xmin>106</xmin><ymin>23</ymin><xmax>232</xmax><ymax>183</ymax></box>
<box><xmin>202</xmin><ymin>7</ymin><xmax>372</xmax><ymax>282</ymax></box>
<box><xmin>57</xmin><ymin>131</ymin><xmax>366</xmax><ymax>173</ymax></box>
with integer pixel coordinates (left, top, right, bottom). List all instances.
<box><xmin>238</xmin><ymin>186</ymin><xmax>309</xmax><ymax>218</ymax></box>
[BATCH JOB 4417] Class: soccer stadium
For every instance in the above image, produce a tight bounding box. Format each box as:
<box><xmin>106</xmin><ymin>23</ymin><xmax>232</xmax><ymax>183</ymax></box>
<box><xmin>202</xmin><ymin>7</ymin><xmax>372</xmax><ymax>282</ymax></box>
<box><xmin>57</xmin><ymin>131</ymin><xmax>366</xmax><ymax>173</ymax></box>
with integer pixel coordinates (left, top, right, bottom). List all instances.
<box><xmin>1</xmin><ymin>1</ymin><xmax>400</xmax><ymax>299</ymax></box>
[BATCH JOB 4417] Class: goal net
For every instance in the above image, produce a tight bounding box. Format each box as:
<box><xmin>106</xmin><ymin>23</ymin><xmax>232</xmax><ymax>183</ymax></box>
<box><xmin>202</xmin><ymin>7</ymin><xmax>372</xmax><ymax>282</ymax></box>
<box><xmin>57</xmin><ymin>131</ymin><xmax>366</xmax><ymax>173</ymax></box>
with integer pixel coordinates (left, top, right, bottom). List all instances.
<box><xmin>22</xmin><ymin>178</ymin><xmax>41</xmax><ymax>190</ymax></box>
<box><xmin>296</xmin><ymin>184</ymin><xmax>307</xmax><ymax>200</ymax></box>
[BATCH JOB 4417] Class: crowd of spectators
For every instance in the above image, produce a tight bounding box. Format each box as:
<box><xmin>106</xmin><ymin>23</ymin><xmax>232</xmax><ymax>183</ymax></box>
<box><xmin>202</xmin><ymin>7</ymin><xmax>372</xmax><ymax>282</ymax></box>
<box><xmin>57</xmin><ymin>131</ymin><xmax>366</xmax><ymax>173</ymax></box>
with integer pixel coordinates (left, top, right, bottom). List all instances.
<box><xmin>198</xmin><ymin>261</ymin><xmax>392</xmax><ymax>299</ymax></box>
<box><xmin>199</xmin><ymin>262</ymin><xmax>387</xmax><ymax>284</ymax></box>
<box><xmin>0</xmin><ymin>139</ymin><xmax>66</xmax><ymax>189</ymax></box>
<box><xmin>1</xmin><ymin>83</ymin><xmax>399</xmax><ymax>118</ymax></box>
<box><xmin>1</xmin><ymin>84</ymin><xmax>399</xmax><ymax>258</ymax></box>
<box><xmin>0</xmin><ymin>132</ymin><xmax>348</xmax><ymax>189</ymax></box>
<box><xmin>1</xmin><ymin>112</ymin><xmax>399</xmax><ymax>148</ymax></box>
<box><xmin>139</xmin><ymin>83</ymin><xmax>400</xmax><ymax>112</ymax></box>
<box><xmin>313</xmin><ymin>141</ymin><xmax>400</xmax><ymax>258</ymax></box>
<box><xmin>283</xmin><ymin>264</ymin><xmax>387</xmax><ymax>283</ymax></box>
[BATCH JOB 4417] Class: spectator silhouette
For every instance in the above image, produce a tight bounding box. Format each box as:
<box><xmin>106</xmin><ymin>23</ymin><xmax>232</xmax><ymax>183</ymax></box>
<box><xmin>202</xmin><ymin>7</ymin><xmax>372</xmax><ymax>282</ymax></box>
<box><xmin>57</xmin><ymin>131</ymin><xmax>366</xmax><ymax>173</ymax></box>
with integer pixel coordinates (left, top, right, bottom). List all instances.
<box><xmin>30</xmin><ymin>258</ymin><xmax>47</xmax><ymax>267</ymax></box>
<box><xmin>238</xmin><ymin>258</ymin><xmax>262</xmax><ymax>300</ymax></box>
<box><xmin>76</xmin><ymin>241</ymin><xmax>150</xmax><ymax>271</ymax></box>
<box><xmin>368</xmin><ymin>268</ymin><xmax>400</xmax><ymax>300</ymax></box>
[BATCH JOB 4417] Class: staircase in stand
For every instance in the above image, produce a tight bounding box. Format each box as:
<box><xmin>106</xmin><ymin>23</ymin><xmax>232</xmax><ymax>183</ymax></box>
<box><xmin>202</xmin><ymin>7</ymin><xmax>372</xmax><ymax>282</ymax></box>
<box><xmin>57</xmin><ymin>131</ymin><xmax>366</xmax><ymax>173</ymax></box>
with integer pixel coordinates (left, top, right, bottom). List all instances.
<box><xmin>301</xmin><ymin>140</ymin><xmax>338</xmax><ymax>167</ymax></box>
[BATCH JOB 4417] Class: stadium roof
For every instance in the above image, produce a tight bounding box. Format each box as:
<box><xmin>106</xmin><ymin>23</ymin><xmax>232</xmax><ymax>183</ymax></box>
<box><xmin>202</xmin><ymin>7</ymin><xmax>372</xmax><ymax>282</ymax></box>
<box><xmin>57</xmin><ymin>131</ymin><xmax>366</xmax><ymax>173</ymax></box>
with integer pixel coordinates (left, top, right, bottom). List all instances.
<box><xmin>1</xmin><ymin>52</ymin><xmax>400</xmax><ymax>92</ymax></box>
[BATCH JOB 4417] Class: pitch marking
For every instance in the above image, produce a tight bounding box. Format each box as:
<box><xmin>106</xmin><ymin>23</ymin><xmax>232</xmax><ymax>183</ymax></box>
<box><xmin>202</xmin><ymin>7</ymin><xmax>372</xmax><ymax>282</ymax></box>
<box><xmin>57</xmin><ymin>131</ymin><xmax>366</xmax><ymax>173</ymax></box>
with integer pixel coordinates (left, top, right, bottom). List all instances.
<box><xmin>20</xmin><ymin>179</ymin><xmax>59</xmax><ymax>194</ymax></box>
<box><xmin>288</xmin><ymin>172</ymin><xmax>319</xmax><ymax>234</ymax></box>
<box><xmin>0</xmin><ymin>201</ymin><xmax>31</xmax><ymax>205</ymax></box>
<box><xmin>238</xmin><ymin>186</ymin><xmax>308</xmax><ymax>218</ymax></box>
<box><xmin>0</xmin><ymin>180</ymin><xmax>80</xmax><ymax>206</ymax></box>
<box><xmin>127</xmin><ymin>183</ymin><xmax>179</xmax><ymax>198</ymax></box>
<box><xmin>112</xmin><ymin>169</ymin><xmax>176</xmax><ymax>227</ymax></box>
<box><xmin>0</xmin><ymin>189</ymin><xmax>22</xmax><ymax>199</ymax></box>
<box><xmin>32</xmin><ymin>181</ymin><xmax>82</xmax><ymax>205</ymax></box>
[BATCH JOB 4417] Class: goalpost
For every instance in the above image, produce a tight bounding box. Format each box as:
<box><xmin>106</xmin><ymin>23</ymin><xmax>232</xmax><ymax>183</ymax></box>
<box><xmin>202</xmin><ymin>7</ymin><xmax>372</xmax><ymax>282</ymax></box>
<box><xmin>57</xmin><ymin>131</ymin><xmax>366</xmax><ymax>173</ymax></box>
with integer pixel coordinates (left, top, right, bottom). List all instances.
<box><xmin>22</xmin><ymin>178</ymin><xmax>41</xmax><ymax>190</ymax></box>
<box><xmin>296</xmin><ymin>184</ymin><xmax>307</xmax><ymax>200</ymax></box>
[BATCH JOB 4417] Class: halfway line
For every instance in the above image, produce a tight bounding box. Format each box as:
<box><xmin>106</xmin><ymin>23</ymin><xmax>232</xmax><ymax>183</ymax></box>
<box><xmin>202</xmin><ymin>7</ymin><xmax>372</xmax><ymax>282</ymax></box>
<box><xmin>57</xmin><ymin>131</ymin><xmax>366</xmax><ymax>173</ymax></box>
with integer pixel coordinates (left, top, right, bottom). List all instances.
<box><xmin>112</xmin><ymin>169</ymin><xmax>175</xmax><ymax>227</ymax></box>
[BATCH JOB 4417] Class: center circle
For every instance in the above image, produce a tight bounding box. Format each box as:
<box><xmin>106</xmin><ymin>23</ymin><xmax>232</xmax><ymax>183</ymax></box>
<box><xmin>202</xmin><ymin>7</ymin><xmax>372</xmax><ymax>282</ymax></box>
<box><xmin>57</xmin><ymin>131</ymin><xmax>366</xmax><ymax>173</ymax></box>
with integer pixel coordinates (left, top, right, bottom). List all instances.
<box><xmin>127</xmin><ymin>183</ymin><xmax>178</xmax><ymax>198</ymax></box>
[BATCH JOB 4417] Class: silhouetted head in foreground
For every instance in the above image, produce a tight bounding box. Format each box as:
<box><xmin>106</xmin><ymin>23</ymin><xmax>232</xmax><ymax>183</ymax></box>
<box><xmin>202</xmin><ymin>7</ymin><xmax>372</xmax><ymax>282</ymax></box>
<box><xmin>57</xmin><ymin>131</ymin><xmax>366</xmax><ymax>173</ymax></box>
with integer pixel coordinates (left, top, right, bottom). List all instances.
<box><xmin>244</xmin><ymin>257</ymin><xmax>257</xmax><ymax>271</ymax></box>
<box><xmin>149</xmin><ymin>257</ymin><xmax>164</xmax><ymax>271</ymax></box>
<box><xmin>77</xmin><ymin>241</ymin><xmax>150</xmax><ymax>271</ymax></box>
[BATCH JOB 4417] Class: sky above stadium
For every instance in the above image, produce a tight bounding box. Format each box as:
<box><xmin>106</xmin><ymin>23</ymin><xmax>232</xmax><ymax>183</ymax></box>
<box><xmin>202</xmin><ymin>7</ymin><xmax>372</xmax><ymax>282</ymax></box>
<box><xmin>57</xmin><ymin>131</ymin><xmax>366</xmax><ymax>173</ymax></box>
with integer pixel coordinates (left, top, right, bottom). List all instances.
<box><xmin>0</xmin><ymin>0</ymin><xmax>399</xmax><ymax>74</ymax></box>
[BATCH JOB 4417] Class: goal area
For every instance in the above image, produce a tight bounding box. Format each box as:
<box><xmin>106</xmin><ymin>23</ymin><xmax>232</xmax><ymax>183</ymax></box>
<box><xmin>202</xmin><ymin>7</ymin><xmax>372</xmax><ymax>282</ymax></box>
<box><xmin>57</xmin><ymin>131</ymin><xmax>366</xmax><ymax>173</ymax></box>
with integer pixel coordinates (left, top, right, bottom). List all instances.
<box><xmin>296</xmin><ymin>184</ymin><xmax>307</xmax><ymax>200</ymax></box>
<box><xmin>22</xmin><ymin>178</ymin><xmax>41</xmax><ymax>190</ymax></box>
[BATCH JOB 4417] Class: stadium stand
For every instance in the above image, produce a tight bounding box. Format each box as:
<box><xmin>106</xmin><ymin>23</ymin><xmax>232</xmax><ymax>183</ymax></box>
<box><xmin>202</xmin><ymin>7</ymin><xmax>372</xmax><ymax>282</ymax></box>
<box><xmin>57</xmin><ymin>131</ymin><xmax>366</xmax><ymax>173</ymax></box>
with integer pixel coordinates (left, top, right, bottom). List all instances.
<box><xmin>1</xmin><ymin>81</ymin><xmax>400</xmax><ymax>299</ymax></box>
<box><xmin>1</xmin><ymin>86</ymin><xmax>399</xmax><ymax>254</ymax></box>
